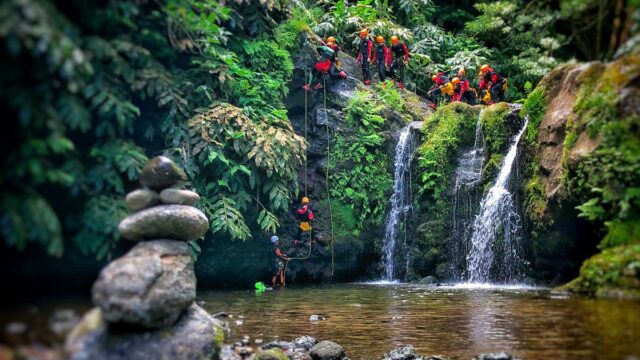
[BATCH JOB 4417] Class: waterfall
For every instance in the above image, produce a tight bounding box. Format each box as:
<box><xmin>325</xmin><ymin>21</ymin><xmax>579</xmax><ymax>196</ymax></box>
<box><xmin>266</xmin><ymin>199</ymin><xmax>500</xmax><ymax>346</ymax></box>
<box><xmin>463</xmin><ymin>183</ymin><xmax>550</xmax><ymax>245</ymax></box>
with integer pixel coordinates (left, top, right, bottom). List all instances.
<box><xmin>450</xmin><ymin>112</ymin><xmax>485</xmax><ymax>279</ymax></box>
<box><xmin>382</xmin><ymin>124</ymin><xmax>417</xmax><ymax>281</ymax></box>
<box><xmin>466</xmin><ymin>117</ymin><xmax>529</xmax><ymax>283</ymax></box>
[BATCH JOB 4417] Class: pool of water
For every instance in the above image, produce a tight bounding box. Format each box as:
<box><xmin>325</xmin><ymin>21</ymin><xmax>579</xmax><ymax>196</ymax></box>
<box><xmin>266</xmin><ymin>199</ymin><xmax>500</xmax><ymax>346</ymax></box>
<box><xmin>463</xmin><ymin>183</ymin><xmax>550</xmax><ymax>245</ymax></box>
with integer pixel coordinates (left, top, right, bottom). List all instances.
<box><xmin>200</xmin><ymin>283</ymin><xmax>640</xmax><ymax>360</ymax></box>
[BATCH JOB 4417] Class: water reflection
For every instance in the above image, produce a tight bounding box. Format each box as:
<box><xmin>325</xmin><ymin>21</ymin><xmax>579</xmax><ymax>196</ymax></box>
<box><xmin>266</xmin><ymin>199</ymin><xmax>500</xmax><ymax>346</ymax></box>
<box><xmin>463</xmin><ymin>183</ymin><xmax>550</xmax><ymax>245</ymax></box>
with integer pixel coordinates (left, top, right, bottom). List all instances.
<box><xmin>201</xmin><ymin>284</ymin><xmax>640</xmax><ymax>360</ymax></box>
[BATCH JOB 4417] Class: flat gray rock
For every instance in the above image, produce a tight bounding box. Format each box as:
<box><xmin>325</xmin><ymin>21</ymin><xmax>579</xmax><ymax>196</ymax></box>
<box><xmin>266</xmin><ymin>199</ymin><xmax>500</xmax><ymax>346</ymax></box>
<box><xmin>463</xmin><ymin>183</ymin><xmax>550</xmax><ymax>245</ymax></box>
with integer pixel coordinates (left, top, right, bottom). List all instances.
<box><xmin>139</xmin><ymin>156</ymin><xmax>187</xmax><ymax>190</ymax></box>
<box><xmin>65</xmin><ymin>303</ymin><xmax>224</xmax><ymax>360</ymax></box>
<box><xmin>118</xmin><ymin>205</ymin><xmax>208</xmax><ymax>241</ymax></box>
<box><xmin>92</xmin><ymin>240</ymin><xmax>196</xmax><ymax>328</ymax></box>
<box><xmin>125</xmin><ymin>189</ymin><xmax>160</xmax><ymax>211</ymax></box>
<box><xmin>160</xmin><ymin>188</ymin><xmax>200</xmax><ymax>206</ymax></box>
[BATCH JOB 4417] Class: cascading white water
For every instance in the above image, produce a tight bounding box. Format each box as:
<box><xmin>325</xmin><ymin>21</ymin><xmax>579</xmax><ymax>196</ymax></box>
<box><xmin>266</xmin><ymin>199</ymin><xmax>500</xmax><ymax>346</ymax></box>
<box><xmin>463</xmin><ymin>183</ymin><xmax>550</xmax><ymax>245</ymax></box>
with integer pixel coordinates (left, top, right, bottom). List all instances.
<box><xmin>450</xmin><ymin>112</ymin><xmax>485</xmax><ymax>279</ymax></box>
<box><xmin>466</xmin><ymin>117</ymin><xmax>529</xmax><ymax>283</ymax></box>
<box><xmin>381</xmin><ymin>125</ymin><xmax>416</xmax><ymax>281</ymax></box>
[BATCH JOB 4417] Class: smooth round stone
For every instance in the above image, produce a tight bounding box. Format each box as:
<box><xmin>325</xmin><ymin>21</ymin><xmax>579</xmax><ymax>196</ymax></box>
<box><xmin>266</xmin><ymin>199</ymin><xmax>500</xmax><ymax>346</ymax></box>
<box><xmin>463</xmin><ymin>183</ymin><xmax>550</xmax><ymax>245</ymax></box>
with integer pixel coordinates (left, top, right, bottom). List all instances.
<box><xmin>139</xmin><ymin>156</ymin><xmax>187</xmax><ymax>190</ymax></box>
<box><xmin>91</xmin><ymin>240</ymin><xmax>196</xmax><ymax>329</ymax></box>
<box><xmin>125</xmin><ymin>189</ymin><xmax>160</xmax><ymax>211</ymax></box>
<box><xmin>65</xmin><ymin>303</ymin><xmax>224</xmax><ymax>360</ymax></box>
<box><xmin>160</xmin><ymin>188</ymin><xmax>200</xmax><ymax>206</ymax></box>
<box><xmin>118</xmin><ymin>205</ymin><xmax>209</xmax><ymax>241</ymax></box>
<box><xmin>309</xmin><ymin>340</ymin><xmax>345</xmax><ymax>360</ymax></box>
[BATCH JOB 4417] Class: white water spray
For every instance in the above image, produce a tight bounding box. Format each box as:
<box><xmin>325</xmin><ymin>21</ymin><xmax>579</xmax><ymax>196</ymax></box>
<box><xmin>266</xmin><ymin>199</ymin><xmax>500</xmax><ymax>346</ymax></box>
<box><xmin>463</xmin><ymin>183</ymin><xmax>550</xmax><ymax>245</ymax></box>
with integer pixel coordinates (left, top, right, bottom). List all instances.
<box><xmin>382</xmin><ymin>124</ymin><xmax>417</xmax><ymax>281</ymax></box>
<box><xmin>466</xmin><ymin>117</ymin><xmax>529</xmax><ymax>283</ymax></box>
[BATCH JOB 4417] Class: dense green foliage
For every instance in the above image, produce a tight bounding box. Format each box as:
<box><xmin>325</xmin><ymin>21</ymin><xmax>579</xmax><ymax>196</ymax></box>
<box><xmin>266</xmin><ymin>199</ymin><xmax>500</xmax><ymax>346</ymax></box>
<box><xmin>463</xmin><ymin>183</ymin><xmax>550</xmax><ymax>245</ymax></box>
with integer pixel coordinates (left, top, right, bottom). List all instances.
<box><xmin>329</xmin><ymin>90</ymin><xmax>394</xmax><ymax>227</ymax></box>
<box><xmin>0</xmin><ymin>0</ymin><xmax>307</xmax><ymax>257</ymax></box>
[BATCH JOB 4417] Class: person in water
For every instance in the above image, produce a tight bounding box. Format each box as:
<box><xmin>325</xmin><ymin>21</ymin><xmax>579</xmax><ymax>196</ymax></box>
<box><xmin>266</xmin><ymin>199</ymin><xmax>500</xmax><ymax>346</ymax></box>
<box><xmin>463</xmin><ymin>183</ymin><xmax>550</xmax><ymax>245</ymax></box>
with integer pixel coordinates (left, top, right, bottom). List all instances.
<box><xmin>270</xmin><ymin>235</ymin><xmax>289</xmax><ymax>287</ymax></box>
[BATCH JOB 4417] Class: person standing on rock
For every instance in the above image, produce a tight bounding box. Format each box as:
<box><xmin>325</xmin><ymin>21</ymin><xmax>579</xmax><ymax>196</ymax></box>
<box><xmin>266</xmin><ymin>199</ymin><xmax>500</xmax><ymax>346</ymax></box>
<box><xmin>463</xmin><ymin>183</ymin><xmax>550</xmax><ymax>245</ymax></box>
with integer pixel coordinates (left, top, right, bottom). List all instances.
<box><xmin>480</xmin><ymin>64</ymin><xmax>507</xmax><ymax>104</ymax></box>
<box><xmin>270</xmin><ymin>236</ymin><xmax>289</xmax><ymax>287</ymax></box>
<box><xmin>356</xmin><ymin>29</ymin><xmax>374</xmax><ymax>85</ymax></box>
<box><xmin>389</xmin><ymin>35</ymin><xmax>410</xmax><ymax>88</ymax></box>
<box><xmin>293</xmin><ymin>196</ymin><xmax>314</xmax><ymax>246</ymax></box>
<box><xmin>373</xmin><ymin>35</ymin><xmax>391</xmax><ymax>82</ymax></box>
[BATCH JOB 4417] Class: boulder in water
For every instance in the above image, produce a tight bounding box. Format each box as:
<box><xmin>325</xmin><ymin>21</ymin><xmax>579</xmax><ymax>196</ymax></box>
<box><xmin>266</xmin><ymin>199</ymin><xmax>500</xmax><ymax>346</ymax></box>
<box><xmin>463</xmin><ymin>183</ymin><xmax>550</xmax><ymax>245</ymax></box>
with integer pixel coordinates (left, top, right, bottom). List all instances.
<box><xmin>118</xmin><ymin>205</ymin><xmax>208</xmax><ymax>241</ymax></box>
<box><xmin>92</xmin><ymin>240</ymin><xmax>196</xmax><ymax>328</ymax></box>
<box><xmin>159</xmin><ymin>188</ymin><xmax>200</xmax><ymax>206</ymax></box>
<box><xmin>381</xmin><ymin>345</ymin><xmax>449</xmax><ymax>360</ymax></box>
<box><xmin>65</xmin><ymin>303</ymin><xmax>224</xmax><ymax>360</ymax></box>
<box><xmin>309</xmin><ymin>340</ymin><xmax>345</xmax><ymax>360</ymax></box>
<box><xmin>125</xmin><ymin>189</ymin><xmax>160</xmax><ymax>211</ymax></box>
<box><xmin>139</xmin><ymin>156</ymin><xmax>187</xmax><ymax>190</ymax></box>
<box><xmin>293</xmin><ymin>336</ymin><xmax>317</xmax><ymax>351</ymax></box>
<box><xmin>473</xmin><ymin>352</ymin><xmax>520</xmax><ymax>360</ymax></box>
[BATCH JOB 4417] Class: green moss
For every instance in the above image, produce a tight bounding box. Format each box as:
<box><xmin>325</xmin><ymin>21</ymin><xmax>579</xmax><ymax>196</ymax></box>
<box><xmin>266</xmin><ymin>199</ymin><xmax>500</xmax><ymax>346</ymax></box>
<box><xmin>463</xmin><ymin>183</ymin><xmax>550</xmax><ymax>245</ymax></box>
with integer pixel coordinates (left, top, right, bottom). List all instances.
<box><xmin>255</xmin><ymin>348</ymin><xmax>289</xmax><ymax>360</ymax></box>
<box><xmin>213</xmin><ymin>324</ymin><xmax>225</xmax><ymax>352</ymax></box>
<box><xmin>558</xmin><ymin>244</ymin><xmax>640</xmax><ymax>298</ymax></box>
<box><xmin>523</xmin><ymin>171</ymin><xmax>549</xmax><ymax>226</ymax></box>
<box><xmin>481</xmin><ymin>102</ymin><xmax>511</xmax><ymax>155</ymax></box>
<box><xmin>482</xmin><ymin>153</ymin><xmax>504</xmax><ymax>192</ymax></box>
<box><xmin>520</xmin><ymin>86</ymin><xmax>547</xmax><ymax>146</ymax></box>
<box><xmin>418</xmin><ymin>102</ymin><xmax>479</xmax><ymax>197</ymax></box>
<box><xmin>416</xmin><ymin>102</ymin><xmax>480</xmax><ymax>276</ymax></box>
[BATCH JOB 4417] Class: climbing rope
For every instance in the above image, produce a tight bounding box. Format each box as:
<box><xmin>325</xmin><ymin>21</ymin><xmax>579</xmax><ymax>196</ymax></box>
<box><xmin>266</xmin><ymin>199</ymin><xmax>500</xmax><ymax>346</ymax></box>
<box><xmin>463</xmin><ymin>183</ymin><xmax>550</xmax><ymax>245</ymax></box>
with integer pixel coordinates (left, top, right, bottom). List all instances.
<box><xmin>323</xmin><ymin>76</ymin><xmax>336</xmax><ymax>276</ymax></box>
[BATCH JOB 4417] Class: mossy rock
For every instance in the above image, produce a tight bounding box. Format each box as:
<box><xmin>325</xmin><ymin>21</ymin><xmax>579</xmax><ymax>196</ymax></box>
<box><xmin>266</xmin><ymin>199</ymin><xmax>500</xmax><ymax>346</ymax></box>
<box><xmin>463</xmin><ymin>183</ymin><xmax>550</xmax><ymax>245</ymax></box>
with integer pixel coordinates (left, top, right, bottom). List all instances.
<box><xmin>557</xmin><ymin>244</ymin><xmax>640</xmax><ymax>298</ymax></box>
<box><xmin>255</xmin><ymin>348</ymin><xmax>289</xmax><ymax>360</ymax></box>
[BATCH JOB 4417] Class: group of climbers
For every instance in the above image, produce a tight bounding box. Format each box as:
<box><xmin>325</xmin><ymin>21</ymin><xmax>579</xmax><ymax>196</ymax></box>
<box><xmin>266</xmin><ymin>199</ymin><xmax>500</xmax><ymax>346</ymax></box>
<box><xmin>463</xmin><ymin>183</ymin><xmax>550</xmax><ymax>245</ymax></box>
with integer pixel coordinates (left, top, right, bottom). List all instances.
<box><xmin>427</xmin><ymin>64</ymin><xmax>507</xmax><ymax>109</ymax></box>
<box><xmin>358</xmin><ymin>29</ymin><xmax>410</xmax><ymax>87</ymax></box>
<box><xmin>305</xmin><ymin>29</ymin><xmax>411</xmax><ymax>91</ymax></box>
<box><xmin>269</xmin><ymin>197</ymin><xmax>315</xmax><ymax>287</ymax></box>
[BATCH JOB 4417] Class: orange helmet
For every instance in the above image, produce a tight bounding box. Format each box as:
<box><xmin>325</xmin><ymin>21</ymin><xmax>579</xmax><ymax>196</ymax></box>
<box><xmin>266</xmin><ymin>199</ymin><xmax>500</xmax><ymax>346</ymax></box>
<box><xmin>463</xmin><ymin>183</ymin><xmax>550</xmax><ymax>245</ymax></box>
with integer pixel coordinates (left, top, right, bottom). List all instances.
<box><xmin>327</xmin><ymin>36</ymin><xmax>336</xmax><ymax>43</ymax></box>
<box><xmin>390</xmin><ymin>36</ymin><xmax>399</xmax><ymax>44</ymax></box>
<box><xmin>480</xmin><ymin>64</ymin><xmax>490</xmax><ymax>72</ymax></box>
<box><xmin>431</xmin><ymin>74</ymin><xmax>437</xmax><ymax>81</ymax></box>
<box><xmin>451</xmin><ymin>77</ymin><xmax>460</xmax><ymax>85</ymax></box>
<box><xmin>360</xmin><ymin>29</ymin><xmax>368</xmax><ymax>38</ymax></box>
<box><xmin>376</xmin><ymin>35</ymin><xmax>384</xmax><ymax>44</ymax></box>
<box><xmin>301</xmin><ymin>197</ymin><xmax>310</xmax><ymax>204</ymax></box>
<box><xmin>458</xmin><ymin>68</ymin><xmax>465</xmax><ymax>76</ymax></box>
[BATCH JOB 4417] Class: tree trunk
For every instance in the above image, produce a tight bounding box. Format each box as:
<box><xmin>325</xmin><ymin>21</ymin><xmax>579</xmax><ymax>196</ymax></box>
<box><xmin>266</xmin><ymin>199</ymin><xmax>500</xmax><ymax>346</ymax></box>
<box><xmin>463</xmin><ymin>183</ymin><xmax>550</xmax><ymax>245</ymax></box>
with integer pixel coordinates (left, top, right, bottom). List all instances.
<box><xmin>608</xmin><ymin>0</ymin><xmax>625</xmax><ymax>56</ymax></box>
<box><xmin>619</xmin><ymin>4</ymin><xmax>637</xmax><ymax>45</ymax></box>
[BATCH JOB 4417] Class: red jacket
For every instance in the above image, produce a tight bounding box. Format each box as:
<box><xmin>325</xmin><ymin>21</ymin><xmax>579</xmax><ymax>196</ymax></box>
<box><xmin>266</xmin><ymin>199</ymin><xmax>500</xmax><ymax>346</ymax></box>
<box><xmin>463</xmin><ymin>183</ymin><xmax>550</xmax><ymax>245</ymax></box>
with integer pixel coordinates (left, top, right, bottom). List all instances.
<box><xmin>390</xmin><ymin>43</ymin><xmax>410</xmax><ymax>62</ymax></box>
<box><xmin>296</xmin><ymin>205</ymin><xmax>314</xmax><ymax>221</ymax></box>
<box><xmin>356</xmin><ymin>38</ymin><xmax>374</xmax><ymax>63</ymax></box>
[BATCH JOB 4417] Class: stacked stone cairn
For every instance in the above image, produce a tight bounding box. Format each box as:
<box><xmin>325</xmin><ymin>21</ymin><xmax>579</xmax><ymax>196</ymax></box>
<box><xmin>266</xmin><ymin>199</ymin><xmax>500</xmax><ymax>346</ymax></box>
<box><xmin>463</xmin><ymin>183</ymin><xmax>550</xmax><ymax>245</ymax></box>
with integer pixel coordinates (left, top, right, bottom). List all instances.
<box><xmin>65</xmin><ymin>156</ymin><xmax>225</xmax><ymax>360</ymax></box>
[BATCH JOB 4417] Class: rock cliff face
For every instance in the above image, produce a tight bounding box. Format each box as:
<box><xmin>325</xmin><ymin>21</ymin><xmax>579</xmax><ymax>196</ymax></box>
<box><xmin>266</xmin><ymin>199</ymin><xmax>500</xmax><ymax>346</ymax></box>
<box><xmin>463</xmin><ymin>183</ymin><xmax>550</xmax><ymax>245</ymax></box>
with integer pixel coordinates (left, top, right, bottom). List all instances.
<box><xmin>520</xmin><ymin>55</ymin><xmax>640</xmax><ymax>295</ymax></box>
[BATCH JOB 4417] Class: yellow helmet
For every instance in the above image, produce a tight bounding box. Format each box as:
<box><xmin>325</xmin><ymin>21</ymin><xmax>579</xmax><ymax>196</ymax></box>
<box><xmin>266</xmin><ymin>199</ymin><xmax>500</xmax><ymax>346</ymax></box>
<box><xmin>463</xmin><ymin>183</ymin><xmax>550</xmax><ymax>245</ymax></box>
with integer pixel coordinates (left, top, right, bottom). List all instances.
<box><xmin>376</xmin><ymin>35</ymin><xmax>385</xmax><ymax>44</ymax></box>
<box><xmin>480</xmin><ymin>64</ymin><xmax>490</xmax><ymax>72</ymax></box>
<box><xmin>390</xmin><ymin>36</ymin><xmax>399</xmax><ymax>45</ymax></box>
<box><xmin>327</xmin><ymin>36</ymin><xmax>336</xmax><ymax>43</ymax></box>
<box><xmin>458</xmin><ymin>68</ymin><xmax>465</xmax><ymax>76</ymax></box>
<box><xmin>451</xmin><ymin>77</ymin><xmax>460</xmax><ymax>85</ymax></box>
<box><xmin>431</xmin><ymin>74</ymin><xmax>437</xmax><ymax>81</ymax></box>
<box><xmin>360</xmin><ymin>29</ymin><xmax>368</xmax><ymax>38</ymax></box>
<box><xmin>301</xmin><ymin>197</ymin><xmax>310</xmax><ymax>204</ymax></box>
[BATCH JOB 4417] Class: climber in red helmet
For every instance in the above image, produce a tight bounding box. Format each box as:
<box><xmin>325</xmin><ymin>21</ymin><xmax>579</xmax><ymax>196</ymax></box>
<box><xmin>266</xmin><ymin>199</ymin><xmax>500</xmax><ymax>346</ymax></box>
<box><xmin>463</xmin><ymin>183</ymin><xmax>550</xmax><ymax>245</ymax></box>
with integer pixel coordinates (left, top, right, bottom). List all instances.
<box><xmin>373</xmin><ymin>35</ymin><xmax>391</xmax><ymax>82</ymax></box>
<box><xmin>389</xmin><ymin>35</ymin><xmax>410</xmax><ymax>88</ymax></box>
<box><xmin>356</xmin><ymin>29</ymin><xmax>374</xmax><ymax>85</ymax></box>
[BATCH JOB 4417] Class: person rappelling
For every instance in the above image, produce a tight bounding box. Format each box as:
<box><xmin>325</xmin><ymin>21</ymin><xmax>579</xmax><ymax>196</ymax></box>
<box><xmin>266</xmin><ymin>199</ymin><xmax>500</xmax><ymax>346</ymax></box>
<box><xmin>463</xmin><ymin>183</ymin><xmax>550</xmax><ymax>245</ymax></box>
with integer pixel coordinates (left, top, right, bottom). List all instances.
<box><xmin>293</xmin><ymin>196</ymin><xmax>314</xmax><ymax>246</ymax></box>
<box><xmin>270</xmin><ymin>235</ymin><xmax>289</xmax><ymax>287</ymax></box>
<box><xmin>373</xmin><ymin>36</ymin><xmax>391</xmax><ymax>82</ymax></box>
<box><xmin>356</xmin><ymin>29</ymin><xmax>374</xmax><ymax>85</ymax></box>
<box><xmin>389</xmin><ymin>35</ymin><xmax>410</xmax><ymax>88</ymax></box>
<box><xmin>303</xmin><ymin>38</ymin><xmax>347</xmax><ymax>91</ymax></box>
